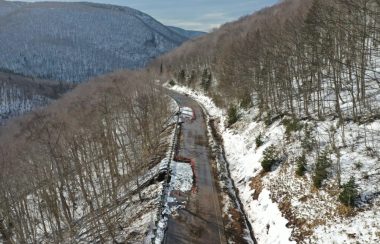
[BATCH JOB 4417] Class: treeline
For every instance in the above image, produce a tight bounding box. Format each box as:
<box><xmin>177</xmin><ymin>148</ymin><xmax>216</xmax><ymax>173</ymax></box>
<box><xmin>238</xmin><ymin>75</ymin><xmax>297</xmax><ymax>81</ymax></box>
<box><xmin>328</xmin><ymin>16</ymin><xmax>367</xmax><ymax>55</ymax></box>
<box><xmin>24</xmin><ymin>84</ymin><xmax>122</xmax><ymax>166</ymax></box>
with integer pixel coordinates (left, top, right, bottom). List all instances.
<box><xmin>0</xmin><ymin>71</ymin><xmax>170</xmax><ymax>243</ymax></box>
<box><xmin>154</xmin><ymin>0</ymin><xmax>380</xmax><ymax>122</ymax></box>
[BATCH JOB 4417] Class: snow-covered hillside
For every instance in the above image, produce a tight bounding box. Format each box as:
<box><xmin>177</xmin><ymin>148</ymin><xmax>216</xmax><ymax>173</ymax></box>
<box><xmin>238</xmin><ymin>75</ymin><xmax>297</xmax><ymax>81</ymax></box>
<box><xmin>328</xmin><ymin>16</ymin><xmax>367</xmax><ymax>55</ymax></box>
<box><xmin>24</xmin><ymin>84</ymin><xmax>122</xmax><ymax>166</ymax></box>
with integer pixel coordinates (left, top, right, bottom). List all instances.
<box><xmin>0</xmin><ymin>82</ymin><xmax>48</xmax><ymax>124</ymax></box>
<box><xmin>0</xmin><ymin>72</ymin><xmax>175</xmax><ymax>243</ymax></box>
<box><xmin>0</xmin><ymin>72</ymin><xmax>69</xmax><ymax>124</ymax></box>
<box><xmin>170</xmin><ymin>84</ymin><xmax>380</xmax><ymax>244</ymax></box>
<box><xmin>0</xmin><ymin>1</ymin><xmax>201</xmax><ymax>83</ymax></box>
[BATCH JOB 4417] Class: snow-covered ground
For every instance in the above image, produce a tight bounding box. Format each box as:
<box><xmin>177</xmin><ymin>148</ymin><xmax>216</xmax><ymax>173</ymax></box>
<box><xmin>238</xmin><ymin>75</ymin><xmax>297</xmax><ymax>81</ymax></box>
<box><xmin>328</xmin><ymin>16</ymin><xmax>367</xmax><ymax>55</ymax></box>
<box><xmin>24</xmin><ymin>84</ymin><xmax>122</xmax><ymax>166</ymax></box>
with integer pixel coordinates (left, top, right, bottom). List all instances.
<box><xmin>171</xmin><ymin>161</ymin><xmax>194</xmax><ymax>192</ymax></box>
<box><xmin>179</xmin><ymin>106</ymin><xmax>194</xmax><ymax>119</ymax></box>
<box><xmin>71</xmin><ymin>183</ymin><xmax>163</xmax><ymax>244</ymax></box>
<box><xmin>152</xmin><ymin>104</ymin><xmax>195</xmax><ymax>244</ymax></box>
<box><xmin>169</xmin><ymin>84</ymin><xmax>380</xmax><ymax>244</ymax></box>
<box><xmin>0</xmin><ymin>97</ymin><xmax>181</xmax><ymax>244</ymax></box>
<box><xmin>153</xmin><ymin>160</ymin><xmax>195</xmax><ymax>243</ymax></box>
<box><xmin>0</xmin><ymin>81</ymin><xmax>51</xmax><ymax>124</ymax></box>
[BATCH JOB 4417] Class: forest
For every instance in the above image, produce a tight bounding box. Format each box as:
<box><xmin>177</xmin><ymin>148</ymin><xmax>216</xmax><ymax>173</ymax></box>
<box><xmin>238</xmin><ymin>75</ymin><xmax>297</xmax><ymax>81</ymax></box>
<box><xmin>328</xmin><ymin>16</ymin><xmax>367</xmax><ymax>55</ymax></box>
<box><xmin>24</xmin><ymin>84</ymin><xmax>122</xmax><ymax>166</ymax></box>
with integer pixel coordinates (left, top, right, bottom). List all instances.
<box><xmin>1</xmin><ymin>0</ymin><xmax>380</xmax><ymax>242</ymax></box>
<box><xmin>155</xmin><ymin>0</ymin><xmax>380</xmax><ymax>123</ymax></box>
<box><xmin>152</xmin><ymin>0</ymin><xmax>380</xmax><ymax>241</ymax></box>
<box><xmin>0</xmin><ymin>72</ymin><xmax>70</xmax><ymax>124</ymax></box>
<box><xmin>0</xmin><ymin>1</ymin><xmax>195</xmax><ymax>83</ymax></box>
<box><xmin>0</xmin><ymin>71</ymin><xmax>171</xmax><ymax>243</ymax></box>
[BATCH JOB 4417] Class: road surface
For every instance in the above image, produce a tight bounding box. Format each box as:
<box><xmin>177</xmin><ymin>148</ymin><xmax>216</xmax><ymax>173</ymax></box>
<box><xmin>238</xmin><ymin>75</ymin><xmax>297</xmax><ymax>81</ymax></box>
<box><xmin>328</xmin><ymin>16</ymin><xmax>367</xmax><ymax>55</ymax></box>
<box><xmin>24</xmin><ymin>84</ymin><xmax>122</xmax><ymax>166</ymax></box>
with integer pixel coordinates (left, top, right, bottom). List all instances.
<box><xmin>165</xmin><ymin>91</ymin><xmax>226</xmax><ymax>244</ymax></box>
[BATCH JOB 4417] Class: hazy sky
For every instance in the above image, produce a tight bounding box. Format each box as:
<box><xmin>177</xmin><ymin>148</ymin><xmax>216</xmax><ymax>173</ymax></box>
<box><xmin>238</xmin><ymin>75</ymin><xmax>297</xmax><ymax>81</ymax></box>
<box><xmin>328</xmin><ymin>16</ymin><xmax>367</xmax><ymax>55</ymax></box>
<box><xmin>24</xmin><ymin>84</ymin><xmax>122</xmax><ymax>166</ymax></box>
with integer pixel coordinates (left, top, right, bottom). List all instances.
<box><xmin>11</xmin><ymin>0</ymin><xmax>279</xmax><ymax>31</ymax></box>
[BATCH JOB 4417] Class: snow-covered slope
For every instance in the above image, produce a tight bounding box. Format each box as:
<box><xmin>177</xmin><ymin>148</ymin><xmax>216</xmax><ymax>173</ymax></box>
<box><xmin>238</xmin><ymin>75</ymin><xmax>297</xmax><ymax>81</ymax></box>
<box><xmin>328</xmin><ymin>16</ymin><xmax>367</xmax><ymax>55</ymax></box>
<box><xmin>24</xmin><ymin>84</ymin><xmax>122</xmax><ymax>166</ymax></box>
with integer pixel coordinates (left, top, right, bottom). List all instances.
<box><xmin>170</xmin><ymin>84</ymin><xmax>380</xmax><ymax>244</ymax></box>
<box><xmin>0</xmin><ymin>72</ymin><xmax>69</xmax><ymax>124</ymax></box>
<box><xmin>0</xmin><ymin>1</ymin><xmax>194</xmax><ymax>82</ymax></box>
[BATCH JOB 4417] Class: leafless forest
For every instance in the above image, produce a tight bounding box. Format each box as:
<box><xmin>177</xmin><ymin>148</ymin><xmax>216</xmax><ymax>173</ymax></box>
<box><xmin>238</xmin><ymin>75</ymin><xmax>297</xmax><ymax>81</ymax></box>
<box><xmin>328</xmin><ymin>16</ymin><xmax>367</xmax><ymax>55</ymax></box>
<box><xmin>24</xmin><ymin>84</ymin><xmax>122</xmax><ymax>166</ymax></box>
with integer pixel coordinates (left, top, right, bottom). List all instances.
<box><xmin>155</xmin><ymin>0</ymin><xmax>380</xmax><ymax>122</ymax></box>
<box><xmin>0</xmin><ymin>1</ymin><xmax>201</xmax><ymax>83</ymax></box>
<box><xmin>0</xmin><ymin>71</ymin><xmax>171</xmax><ymax>243</ymax></box>
<box><xmin>151</xmin><ymin>1</ymin><xmax>380</xmax><ymax>241</ymax></box>
<box><xmin>1</xmin><ymin>0</ymin><xmax>380</xmax><ymax>242</ymax></box>
<box><xmin>0</xmin><ymin>72</ymin><xmax>70</xmax><ymax>124</ymax></box>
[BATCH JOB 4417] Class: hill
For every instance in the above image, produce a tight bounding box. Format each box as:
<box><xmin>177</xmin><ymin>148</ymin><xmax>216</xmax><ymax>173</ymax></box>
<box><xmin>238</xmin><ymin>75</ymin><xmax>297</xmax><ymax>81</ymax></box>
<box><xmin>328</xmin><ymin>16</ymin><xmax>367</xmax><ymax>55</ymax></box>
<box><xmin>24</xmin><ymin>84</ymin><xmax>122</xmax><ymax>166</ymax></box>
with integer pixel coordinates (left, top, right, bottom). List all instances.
<box><xmin>0</xmin><ymin>70</ymin><xmax>173</xmax><ymax>243</ymax></box>
<box><xmin>155</xmin><ymin>0</ymin><xmax>380</xmax><ymax>242</ymax></box>
<box><xmin>0</xmin><ymin>0</ymin><xmax>201</xmax><ymax>83</ymax></box>
<box><xmin>0</xmin><ymin>0</ymin><xmax>379</xmax><ymax>243</ymax></box>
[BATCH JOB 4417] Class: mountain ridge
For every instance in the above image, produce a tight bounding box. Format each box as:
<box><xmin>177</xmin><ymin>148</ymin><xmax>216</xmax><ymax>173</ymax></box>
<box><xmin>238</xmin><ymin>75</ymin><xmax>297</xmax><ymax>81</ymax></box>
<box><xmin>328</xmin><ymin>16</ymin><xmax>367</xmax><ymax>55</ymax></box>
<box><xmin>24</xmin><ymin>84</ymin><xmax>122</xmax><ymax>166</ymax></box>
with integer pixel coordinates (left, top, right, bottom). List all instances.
<box><xmin>167</xmin><ymin>26</ymin><xmax>206</xmax><ymax>39</ymax></box>
<box><xmin>0</xmin><ymin>1</ymin><xmax>203</xmax><ymax>83</ymax></box>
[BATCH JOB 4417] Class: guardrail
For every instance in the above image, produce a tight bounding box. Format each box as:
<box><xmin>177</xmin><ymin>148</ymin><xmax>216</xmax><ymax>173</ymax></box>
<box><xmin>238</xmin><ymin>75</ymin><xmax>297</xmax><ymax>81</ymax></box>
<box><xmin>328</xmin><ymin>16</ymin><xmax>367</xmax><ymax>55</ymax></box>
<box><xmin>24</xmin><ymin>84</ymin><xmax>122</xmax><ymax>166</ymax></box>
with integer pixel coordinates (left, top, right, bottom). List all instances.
<box><xmin>151</xmin><ymin>107</ymin><xmax>181</xmax><ymax>244</ymax></box>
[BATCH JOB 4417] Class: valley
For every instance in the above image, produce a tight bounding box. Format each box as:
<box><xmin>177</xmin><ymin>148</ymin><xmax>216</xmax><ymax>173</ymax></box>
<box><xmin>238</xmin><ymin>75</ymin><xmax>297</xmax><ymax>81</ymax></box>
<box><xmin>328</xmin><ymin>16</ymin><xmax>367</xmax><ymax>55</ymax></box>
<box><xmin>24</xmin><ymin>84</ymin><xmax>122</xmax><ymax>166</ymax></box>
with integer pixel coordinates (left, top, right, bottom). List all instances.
<box><xmin>0</xmin><ymin>0</ymin><xmax>380</xmax><ymax>243</ymax></box>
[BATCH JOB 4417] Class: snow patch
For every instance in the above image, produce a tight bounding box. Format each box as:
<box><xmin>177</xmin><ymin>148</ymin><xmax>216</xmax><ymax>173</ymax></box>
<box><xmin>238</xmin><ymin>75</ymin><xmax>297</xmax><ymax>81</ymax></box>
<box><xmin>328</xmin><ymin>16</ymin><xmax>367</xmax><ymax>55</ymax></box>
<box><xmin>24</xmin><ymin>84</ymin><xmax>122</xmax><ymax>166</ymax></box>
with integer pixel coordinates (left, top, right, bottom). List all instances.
<box><xmin>250</xmin><ymin>189</ymin><xmax>295</xmax><ymax>244</ymax></box>
<box><xmin>171</xmin><ymin>161</ymin><xmax>193</xmax><ymax>192</ymax></box>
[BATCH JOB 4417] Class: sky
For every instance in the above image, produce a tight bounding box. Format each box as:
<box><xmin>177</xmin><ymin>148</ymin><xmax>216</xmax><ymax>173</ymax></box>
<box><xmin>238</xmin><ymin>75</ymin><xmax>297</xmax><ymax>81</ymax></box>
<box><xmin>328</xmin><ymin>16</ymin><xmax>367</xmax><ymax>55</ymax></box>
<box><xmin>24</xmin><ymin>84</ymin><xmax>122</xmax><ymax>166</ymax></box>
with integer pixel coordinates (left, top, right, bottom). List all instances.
<box><xmin>11</xmin><ymin>0</ymin><xmax>279</xmax><ymax>31</ymax></box>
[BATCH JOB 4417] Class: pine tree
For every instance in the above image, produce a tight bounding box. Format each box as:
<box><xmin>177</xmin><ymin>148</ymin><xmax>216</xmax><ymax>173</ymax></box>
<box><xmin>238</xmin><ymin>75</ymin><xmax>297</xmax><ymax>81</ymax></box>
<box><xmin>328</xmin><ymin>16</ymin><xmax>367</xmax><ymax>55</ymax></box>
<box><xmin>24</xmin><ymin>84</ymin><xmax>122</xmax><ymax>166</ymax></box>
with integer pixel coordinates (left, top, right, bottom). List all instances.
<box><xmin>339</xmin><ymin>177</ymin><xmax>359</xmax><ymax>207</ymax></box>
<box><xmin>227</xmin><ymin>105</ymin><xmax>239</xmax><ymax>126</ymax></box>
<box><xmin>201</xmin><ymin>68</ymin><xmax>212</xmax><ymax>91</ymax></box>
<box><xmin>261</xmin><ymin>145</ymin><xmax>279</xmax><ymax>172</ymax></box>
<box><xmin>313</xmin><ymin>150</ymin><xmax>332</xmax><ymax>188</ymax></box>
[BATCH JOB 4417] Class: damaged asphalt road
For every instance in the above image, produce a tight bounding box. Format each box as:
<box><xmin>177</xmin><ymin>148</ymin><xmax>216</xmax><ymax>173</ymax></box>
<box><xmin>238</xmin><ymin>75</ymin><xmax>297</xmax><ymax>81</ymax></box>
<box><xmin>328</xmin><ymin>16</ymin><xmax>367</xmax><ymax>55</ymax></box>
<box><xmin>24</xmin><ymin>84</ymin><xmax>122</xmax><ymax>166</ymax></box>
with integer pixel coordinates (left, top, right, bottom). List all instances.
<box><xmin>164</xmin><ymin>91</ymin><xmax>227</xmax><ymax>244</ymax></box>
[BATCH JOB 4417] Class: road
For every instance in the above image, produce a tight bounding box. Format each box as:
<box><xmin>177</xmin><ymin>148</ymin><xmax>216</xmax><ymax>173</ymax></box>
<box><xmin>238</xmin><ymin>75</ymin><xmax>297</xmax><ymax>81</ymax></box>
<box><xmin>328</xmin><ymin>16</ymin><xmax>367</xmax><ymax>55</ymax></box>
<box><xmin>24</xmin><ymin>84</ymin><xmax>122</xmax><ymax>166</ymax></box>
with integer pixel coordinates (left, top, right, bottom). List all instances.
<box><xmin>165</xmin><ymin>91</ymin><xmax>226</xmax><ymax>244</ymax></box>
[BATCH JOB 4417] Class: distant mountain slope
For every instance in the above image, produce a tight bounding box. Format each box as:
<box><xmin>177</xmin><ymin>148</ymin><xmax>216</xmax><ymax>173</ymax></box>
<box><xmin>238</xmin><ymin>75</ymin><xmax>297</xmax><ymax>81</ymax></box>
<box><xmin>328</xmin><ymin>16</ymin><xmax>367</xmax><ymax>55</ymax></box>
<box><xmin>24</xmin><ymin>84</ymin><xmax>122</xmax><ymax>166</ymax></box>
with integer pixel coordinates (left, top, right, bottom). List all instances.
<box><xmin>0</xmin><ymin>1</ymin><xmax>195</xmax><ymax>82</ymax></box>
<box><xmin>0</xmin><ymin>71</ymin><xmax>70</xmax><ymax>124</ymax></box>
<box><xmin>168</xmin><ymin>26</ymin><xmax>205</xmax><ymax>39</ymax></box>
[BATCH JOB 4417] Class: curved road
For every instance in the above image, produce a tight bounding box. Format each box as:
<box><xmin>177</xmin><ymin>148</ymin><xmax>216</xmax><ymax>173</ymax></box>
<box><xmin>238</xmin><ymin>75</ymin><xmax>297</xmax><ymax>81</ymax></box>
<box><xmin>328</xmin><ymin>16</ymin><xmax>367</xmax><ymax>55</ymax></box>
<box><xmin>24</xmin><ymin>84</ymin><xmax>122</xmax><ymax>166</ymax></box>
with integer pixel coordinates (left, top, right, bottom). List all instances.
<box><xmin>165</xmin><ymin>91</ymin><xmax>226</xmax><ymax>244</ymax></box>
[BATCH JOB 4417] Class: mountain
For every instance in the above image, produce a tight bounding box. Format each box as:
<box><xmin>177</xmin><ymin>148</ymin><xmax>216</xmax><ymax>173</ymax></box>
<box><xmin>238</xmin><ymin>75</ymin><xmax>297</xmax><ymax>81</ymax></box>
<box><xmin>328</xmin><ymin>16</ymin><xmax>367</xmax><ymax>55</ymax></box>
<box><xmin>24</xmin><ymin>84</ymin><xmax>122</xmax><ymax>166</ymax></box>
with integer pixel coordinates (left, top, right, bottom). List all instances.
<box><xmin>0</xmin><ymin>1</ymin><xmax>196</xmax><ymax>83</ymax></box>
<box><xmin>168</xmin><ymin>26</ymin><xmax>206</xmax><ymax>39</ymax></box>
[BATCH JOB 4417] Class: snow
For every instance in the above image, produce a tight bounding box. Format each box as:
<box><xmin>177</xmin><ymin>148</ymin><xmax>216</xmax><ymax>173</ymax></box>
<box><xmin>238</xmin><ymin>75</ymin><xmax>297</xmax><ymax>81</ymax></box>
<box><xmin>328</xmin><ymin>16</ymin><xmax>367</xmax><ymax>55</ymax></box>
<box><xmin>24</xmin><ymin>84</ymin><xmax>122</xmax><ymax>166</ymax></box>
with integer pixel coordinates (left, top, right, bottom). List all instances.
<box><xmin>169</xmin><ymin>84</ymin><xmax>294</xmax><ymax>243</ymax></box>
<box><xmin>0</xmin><ymin>98</ymin><xmax>181</xmax><ymax>244</ymax></box>
<box><xmin>249</xmin><ymin>189</ymin><xmax>295</xmax><ymax>244</ymax></box>
<box><xmin>152</xmin><ymin>99</ymin><xmax>195</xmax><ymax>243</ymax></box>
<box><xmin>168</xmin><ymin>83</ymin><xmax>380</xmax><ymax>244</ymax></box>
<box><xmin>170</xmin><ymin>161</ymin><xmax>193</xmax><ymax>192</ymax></box>
<box><xmin>153</xmin><ymin>158</ymin><xmax>194</xmax><ymax>243</ymax></box>
<box><xmin>76</xmin><ymin>183</ymin><xmax>162</xmax><ymax>244</ymax></box>
<box><xmin>312</xmin><ymin>209</ymin><xmax>380</xmax><ymax>243</ymax></box>
<box><xmin>152</xmin><ymin>162</ymin><xmax>193</xmax><ymax>244</ymax></box>
<box><xmin>222</xmin><ymin>120</ymin><xmax>294</xmax><ymax>244</ymax></box>
<box><xmin>0</xmin><ymin>1</ymin><xmax>192</xmax><ymax>82</ymax></box>
<box><xmin>180</xmin><ymin>106</ymin><xmax>194</xmax><ymax>119</ymax></box>
<box><xmin>0</xmin><ymin>80</ymin><xmax>51</xmax><ymax>124</ymax></box>
<box><xmin>171</xmin><ymin>85</ymin><xmax>223</xmax><ymax>119</ymax></box>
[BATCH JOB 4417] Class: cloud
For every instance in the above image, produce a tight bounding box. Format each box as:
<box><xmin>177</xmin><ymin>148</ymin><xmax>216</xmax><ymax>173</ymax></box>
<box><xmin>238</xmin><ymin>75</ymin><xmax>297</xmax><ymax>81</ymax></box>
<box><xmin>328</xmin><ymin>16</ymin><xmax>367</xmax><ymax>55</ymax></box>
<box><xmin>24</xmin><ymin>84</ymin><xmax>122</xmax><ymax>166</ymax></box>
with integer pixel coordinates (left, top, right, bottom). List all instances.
<box><xmin>8</xmin><ymin>0</ymin><xmax>279</xmax><ymax>31</ymax></box>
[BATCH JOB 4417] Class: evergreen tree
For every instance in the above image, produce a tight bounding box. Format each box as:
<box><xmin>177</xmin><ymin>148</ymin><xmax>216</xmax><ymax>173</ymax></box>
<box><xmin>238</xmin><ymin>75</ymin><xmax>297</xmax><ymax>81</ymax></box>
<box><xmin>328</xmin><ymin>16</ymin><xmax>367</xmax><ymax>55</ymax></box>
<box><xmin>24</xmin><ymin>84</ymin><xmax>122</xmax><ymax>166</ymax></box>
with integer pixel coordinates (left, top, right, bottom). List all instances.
<box><xmin>339</xmin><ymin>177</ymin><xmax>359</xmax><ymax>207</ymax></box>
<box><xmin>261</xmin><ymin>145</ymin><xmax>279</xmax><ymax>172</ymax></box>
<box><xmin>201</xmin><ymin>68</ymin><xmax>212</xmax><ymax>91</ymax></box>
<box><xmin>313</xmin><ymin>150</ymin><xmax>332</xmax><ymax>188</ymax></box>
<box><xmin>227</xmin><ymin>105</ymin><xmax>239</xmax><ymax>126</ymax></box>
